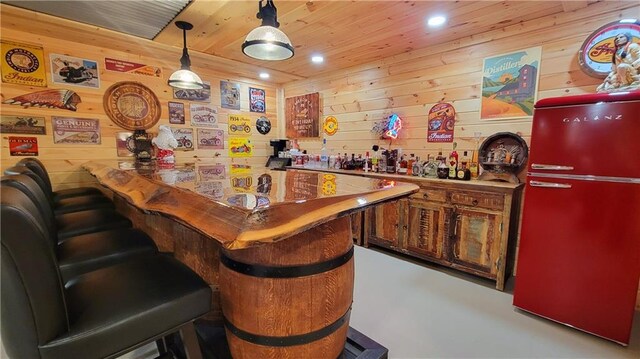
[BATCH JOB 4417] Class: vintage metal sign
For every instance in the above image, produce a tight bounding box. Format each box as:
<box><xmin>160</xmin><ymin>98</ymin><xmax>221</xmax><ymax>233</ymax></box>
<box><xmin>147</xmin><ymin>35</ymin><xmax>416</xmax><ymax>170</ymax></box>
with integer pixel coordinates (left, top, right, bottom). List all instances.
<box><xmin>3</xmin><ymin>89</ymin><xmax>81</xmax><ymax>111</ymax></box>
<box><xmin>171</xmin><ymin>127</ymin><xmax>194</xmax><ymax>151</ymax></box>
<box><xmin>198</xmin><ymin>165</ymin><xmax>226</xmax><ymax>181</ymax></box>
<box><xmin>9</xmin><ymin>136</ymin><xmax>38</xmax><ymax>156</ymax></box>
<box><xmin>195</xmin><ymin>181</ymin><xmax>225</xmax><ymax>199</ymax></box>
<box><xmin>228</xmin><ymin>114</ymin><xmax>252</xmax><ymax>135</ymax></box>
<box><xmin>51</xmin><ymin>117</ymin><xmax>101</xmax><ymax>144</ymax></box>
<box><xmin>103</xmin><ymin>81</ymin><xmax>161</xmax><ymax>130</ymax></box>
<box><xmin>190</xmin><ymin>104</ymin><xmax>218</xmax><ymax>127</ymax></box>
<box><xmin>197</xmin><ymin>128</ymin><xmax>224</xmax><ymax>150</ymax></box>
<box><xmin>285</xmin><ymin>92</ymin><xmax>320</xmax><ymax>138</ymax></box>
<box><xmin>229</xmin><ymin>137</ymin><xmax>253</xmax><ymax>158</ymax></box>
<box><xmin>256</xmin><ymin>116</ymin><xmax>271</xmax><ymax>135</ymax></box>
<box><xmin>323</xmin><ymin>116</ymin><xmax>339</xmax><ymax>136</ymax></box>
<box><xmin>249</xmin><ymin>87</ymin><xmax>265</xmax><ymax>113</ymax></box>
<box><xmin>1</xmin><ymin>115</ymin><xmax>46</xmax><ymax>135</ymax></box>
<box><xmin>1</xmin><ymin>40</ymin><xmax>47</xmax><ymax>87</ymax></box>
<box><xmin>174</xmin><ymin>81</ymin><xmax>211</xmax><ymax>102</ymax></box>
<box><xmin>168</xmin><ymin>102</ymin><xmax>185</xmax><ymax>124</ymax></box>
<box><xmin>221</xmin><ymin>81</ymin><xmax>241</xmax><ymax>110</ymax></box>
<box><xmin>427</xmin><ymin>103</ymin><xmax>455</xmax><ymax>143</ymax></box>
<box><xmin>105</xmin><ymin>57</ymin><xmax>162</xmax><ymax>77</ymax></box>
<box><xmin>50</xmin><ymin>53</ymin><xmax>100</xmax><ymax>88</ymax></box>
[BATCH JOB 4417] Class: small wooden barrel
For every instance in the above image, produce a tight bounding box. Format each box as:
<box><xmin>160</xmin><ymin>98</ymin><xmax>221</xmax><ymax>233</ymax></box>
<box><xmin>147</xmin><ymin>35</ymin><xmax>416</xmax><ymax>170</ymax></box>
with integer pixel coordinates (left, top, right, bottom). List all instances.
<box><xmin>219</xmin><ymin>216</ymin><xmax>354</xmax><ymax>358</ymax></box>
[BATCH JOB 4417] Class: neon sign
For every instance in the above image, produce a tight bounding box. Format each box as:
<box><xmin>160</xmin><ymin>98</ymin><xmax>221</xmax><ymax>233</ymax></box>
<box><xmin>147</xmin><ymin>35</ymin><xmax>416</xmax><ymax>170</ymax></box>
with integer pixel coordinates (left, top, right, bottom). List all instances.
<box><xmin>384</xmin><ymin>113</ymin><xmax>402</xmax><ymax>139</ymax></box>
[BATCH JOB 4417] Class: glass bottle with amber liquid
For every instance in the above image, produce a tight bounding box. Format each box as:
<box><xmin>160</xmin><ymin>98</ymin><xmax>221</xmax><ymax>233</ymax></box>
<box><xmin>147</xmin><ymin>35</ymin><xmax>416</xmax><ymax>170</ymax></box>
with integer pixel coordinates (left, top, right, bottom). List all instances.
<box><xmin>457</xmin><ymin>151</ymin><xmax>471</xmax><ymax>180</ymax></box>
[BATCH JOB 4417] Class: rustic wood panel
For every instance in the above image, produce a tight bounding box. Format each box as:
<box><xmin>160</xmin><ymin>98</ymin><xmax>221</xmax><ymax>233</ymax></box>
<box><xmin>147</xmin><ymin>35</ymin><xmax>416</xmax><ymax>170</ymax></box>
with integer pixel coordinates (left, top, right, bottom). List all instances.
<box><xmin>0</xmin><ymin>7</ymin><xmax>281</xmax><ymax>191</ymax></box>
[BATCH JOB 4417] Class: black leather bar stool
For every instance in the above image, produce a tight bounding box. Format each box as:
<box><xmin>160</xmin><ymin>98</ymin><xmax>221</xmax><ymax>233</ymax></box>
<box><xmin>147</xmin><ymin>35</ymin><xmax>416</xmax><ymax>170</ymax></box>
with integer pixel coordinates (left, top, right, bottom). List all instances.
<box><xmin>17</xmin><ymin>157</ymin><xmax>104</xmax><ymax>200</ymax></box>
<box><xmin>1</xmin><ymin>178</ymin><xmax>158</xmax><ymax>282</ymax></box>
<box><xmin>1</xmin><ymin>174</ymin><xmax>132</xmax><ymax>242</ymax></box>
<box><xmin>5</xmin><ymin>164</ymin><xmax>114</xmax><ymax>215</ymax></box>
<box><xmin>1</xmin><ymin>186</ymin><xmax>211</xmax><ymax>359</ymax></box>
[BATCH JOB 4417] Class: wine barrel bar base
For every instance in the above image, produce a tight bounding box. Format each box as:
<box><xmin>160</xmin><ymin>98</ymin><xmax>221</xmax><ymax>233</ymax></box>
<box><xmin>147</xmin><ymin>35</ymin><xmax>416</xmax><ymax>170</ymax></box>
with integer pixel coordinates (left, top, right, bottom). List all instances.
<box><xmin>190</xmin><ymin>322</ymin><xmax>389</xmax><ymax>359</ymax></box>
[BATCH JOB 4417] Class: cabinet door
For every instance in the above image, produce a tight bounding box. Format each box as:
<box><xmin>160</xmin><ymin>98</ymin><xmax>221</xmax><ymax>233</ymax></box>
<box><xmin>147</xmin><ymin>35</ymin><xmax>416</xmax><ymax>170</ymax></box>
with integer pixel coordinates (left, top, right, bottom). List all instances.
<box><xmin>368</xmin><ymin>200</ymin><xmax>402</xmax><ymax>248</ymax></box>
<box><xmin>404</xmin><ymin>200</ymin><xmax>446</xmax><ymax>259</ymax></box>
<box><xmin>449</xmin><ymin>207</ymin><xmax>503</xmax><ymax>276</ymax></box>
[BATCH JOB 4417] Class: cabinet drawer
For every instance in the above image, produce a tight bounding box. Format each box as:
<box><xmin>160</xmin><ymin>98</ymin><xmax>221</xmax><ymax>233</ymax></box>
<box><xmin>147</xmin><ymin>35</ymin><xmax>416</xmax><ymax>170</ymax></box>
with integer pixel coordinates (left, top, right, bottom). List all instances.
<box><xmin>411</xmin><ymin>188</ymin><xmax>447</xmax><ymax>202</ymax></box>
<box><xmin>450</xmin><ymin>191</ymin><xmax>504</xmax><ymax>210</ymax></box>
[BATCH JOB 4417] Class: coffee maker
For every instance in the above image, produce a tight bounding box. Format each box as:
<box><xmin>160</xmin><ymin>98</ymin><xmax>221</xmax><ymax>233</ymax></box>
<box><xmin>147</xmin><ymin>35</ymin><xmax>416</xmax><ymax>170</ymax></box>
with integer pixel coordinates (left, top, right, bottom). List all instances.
<box><xmin>266</xmin><ymin>139</ymin><xmax>291</xmax><ymax>169</ymax></box>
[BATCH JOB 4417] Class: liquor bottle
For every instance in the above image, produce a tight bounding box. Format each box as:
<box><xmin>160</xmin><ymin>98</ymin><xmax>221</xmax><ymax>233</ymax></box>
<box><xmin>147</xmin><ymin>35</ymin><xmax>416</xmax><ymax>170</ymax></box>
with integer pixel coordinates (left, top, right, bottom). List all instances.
<box><xmin>423</xmin><ymin>154</ymin><xmax>438</xmax><ymax>178</ymax></box>
<box><xmin>436</xmin><ymin>151</ymin><xmax>446</xmax><ymax>166</ymax></box>
<box><xmin>398</xmin><ymin>155</ymin><xmax>408</xmax><ymax>175</ymax></box>
<box><xmin>407</xmin><ymin>154</ymin><xmax>416</xmax><ymax>176</ymax></box>
<box><xmin>457</xmin><ymin>151</ymin><xmax>471</xmax><ymax>180</ymax></box>
<box><xmin>379</xmin><ymin>150</ymin><xmax>387</xmax><ymax>173</ymax></box>
<box><xmin>412</xmin><ymin>156</ymin><xmax>422</xmax><ymax>176</ymax></box>
<box><xmin>364</xmin><ymin>151</ymin><xmax>370</xmax><ymax>172</ymax></box>
<box><xmin>469</xmin><ymin>150</ymin><xmax>479</xmax><ymax>179</ymax></box>
<box><xmin>341</xmin><ymin>153</ymin><xmax>349</xmax><ymax>170</ymax></box>
<box><xmin>437</xmin><ymin>159</ymin><xmax>449</xmax><ymax>179</ymax></box>
<box><xmin>386</xmin><ymin>150</ymin><xmax>396</xmax><ymax>174</ymax></box>
<box><xmin>320</xmin><ymin>139</ymin><xmax>329</xmax><ymax>169</ymax></box>
<box><xmin>348</xmin><ymin>153</ymin><xmax>356</xmax><ymax>170</ymax></box>
<box><xmin>448</xmin><ymin>143</ymin><xmax>458</xmax><ymax>179</ymax></box>
<box><xmin>371</xmin><ymin>145</ymin><xmax>379</xmax><ymax>172</ymax></box>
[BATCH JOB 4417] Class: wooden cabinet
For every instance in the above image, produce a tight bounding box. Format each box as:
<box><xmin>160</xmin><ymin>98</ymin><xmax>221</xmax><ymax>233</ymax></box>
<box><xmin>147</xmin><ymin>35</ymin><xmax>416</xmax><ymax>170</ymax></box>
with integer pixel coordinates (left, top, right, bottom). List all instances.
<box><xmin>364</xmin><ymin>178</ymin><xmax>522</xmax><ymax>291</ymax></box>
<box><xmin>367</xmin><ymin>200</ymin><xmax>403</xmax><ymax>249</ymax></box>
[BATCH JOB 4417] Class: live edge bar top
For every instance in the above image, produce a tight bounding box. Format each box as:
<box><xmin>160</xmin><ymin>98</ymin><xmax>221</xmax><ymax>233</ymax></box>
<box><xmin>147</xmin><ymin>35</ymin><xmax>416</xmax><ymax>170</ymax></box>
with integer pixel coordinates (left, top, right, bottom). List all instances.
<box><xmin>83</xmin><ymin>160</ymin><xmax>419</xmax><ymax>250</ymax></box>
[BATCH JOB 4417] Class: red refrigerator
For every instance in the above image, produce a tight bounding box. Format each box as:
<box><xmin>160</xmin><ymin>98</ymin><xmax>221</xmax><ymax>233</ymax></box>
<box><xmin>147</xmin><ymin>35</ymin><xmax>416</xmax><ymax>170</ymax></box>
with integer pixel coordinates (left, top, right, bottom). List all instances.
<box><xmin>513</xmin><ymin>91</ymin><xmax>640</xmax><ymax>345</ymax></box>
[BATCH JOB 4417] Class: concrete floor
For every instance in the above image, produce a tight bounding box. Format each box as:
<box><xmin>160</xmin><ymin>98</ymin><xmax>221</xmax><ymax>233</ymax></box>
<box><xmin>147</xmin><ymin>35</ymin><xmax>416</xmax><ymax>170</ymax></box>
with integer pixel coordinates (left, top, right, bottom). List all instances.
<box><xmin>4</xmin><ymin>245</ymin><xmax>638</xmax><ymax>359</ymax></box>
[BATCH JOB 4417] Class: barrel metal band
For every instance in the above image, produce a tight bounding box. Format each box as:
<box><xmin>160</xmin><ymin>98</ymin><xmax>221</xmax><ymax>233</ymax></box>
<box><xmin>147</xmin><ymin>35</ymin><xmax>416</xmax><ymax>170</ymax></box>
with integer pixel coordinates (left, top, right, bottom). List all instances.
<box><xmin>224</xmin><ymin>308</ymin><xmax>351</xmax><ymax>347</ymax></box>
<box><xmin>220</xmin><ymin>246</ymin><xmax>354</xmax><ymax>278</ymax></box>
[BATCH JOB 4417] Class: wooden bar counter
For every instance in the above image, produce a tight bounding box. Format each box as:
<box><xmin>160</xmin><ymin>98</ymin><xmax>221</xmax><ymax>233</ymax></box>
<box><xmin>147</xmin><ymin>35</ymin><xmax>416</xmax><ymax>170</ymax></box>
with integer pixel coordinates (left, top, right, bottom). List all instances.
<box><xmin>83</xmin><ymin>160</ymin><xmax>418</xmax><ymax>358</ymax></box>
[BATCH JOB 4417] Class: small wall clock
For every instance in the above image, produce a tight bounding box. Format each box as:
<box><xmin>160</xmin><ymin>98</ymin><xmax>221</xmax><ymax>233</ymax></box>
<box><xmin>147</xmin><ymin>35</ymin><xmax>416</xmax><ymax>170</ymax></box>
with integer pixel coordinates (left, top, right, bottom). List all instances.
<box><xmin>578</xmin><ymin>19</ymin><xmax>640</xmax><ymax>78</ymax></box>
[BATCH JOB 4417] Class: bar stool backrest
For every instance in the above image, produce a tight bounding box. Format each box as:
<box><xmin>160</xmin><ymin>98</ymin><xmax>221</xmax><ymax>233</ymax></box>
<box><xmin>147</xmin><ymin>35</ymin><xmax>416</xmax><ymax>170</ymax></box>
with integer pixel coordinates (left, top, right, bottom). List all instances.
<box><xmin>4</xmin><ymin>165</ymin><xmax>54</xmax><ymax>205</ymax></box>
<box><xmin>17</xmin><ymin>158</ymin><xmax>53</xmax><ymax>195</ymax></box>
<box><xmin>1</xmin><ymin>186</ymin><xmax>70</xmax><ymax>359</ymax></box>
<box><xmin>1</xmin><ymin>174</ymin><xmax>57</xmax><ymax>238</ymax></box>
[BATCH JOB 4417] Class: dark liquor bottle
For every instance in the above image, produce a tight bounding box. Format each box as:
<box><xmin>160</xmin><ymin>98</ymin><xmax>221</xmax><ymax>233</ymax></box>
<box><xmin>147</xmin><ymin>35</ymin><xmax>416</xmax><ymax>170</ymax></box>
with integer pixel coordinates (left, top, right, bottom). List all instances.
<box><xmin>386</xmin><ymin>150</ymin><xmax>396</xmax><ymax>174</ymax></box>
<box><xmin>398</xmin><ymin>155</ymin><xmax>408</xmax><ymax>175</ymax></box>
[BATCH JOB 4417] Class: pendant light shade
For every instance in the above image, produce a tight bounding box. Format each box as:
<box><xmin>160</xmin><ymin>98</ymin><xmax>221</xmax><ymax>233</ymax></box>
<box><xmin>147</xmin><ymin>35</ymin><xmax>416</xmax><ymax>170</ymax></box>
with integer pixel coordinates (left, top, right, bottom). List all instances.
<box><xmin>168</xmin><ymin>21</ymin><xmax>204</xmax><ymax>90</ymax></box>
<box><xmin>242</xmin><ymin>0</ymin><xmax>294</xmax><ymax>61</ymax></box>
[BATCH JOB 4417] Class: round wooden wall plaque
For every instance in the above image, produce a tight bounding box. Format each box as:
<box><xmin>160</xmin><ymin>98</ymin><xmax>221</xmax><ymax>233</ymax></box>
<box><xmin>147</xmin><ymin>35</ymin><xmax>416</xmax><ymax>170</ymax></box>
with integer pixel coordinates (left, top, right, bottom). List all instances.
<box><xmin>103</xmin><ymin>81</ymin><xmax>161</xmax><ymax>130</ymax></box>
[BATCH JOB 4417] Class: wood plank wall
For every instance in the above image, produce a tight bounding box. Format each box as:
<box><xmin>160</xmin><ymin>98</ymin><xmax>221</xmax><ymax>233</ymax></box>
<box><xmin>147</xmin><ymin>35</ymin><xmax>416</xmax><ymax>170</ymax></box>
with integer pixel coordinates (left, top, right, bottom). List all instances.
<box><xmin>282</xmin><ymin>2</ymin><xmax>640</xmax><ymax>308</ymax></box>
<box><xmin>0</xmin><ymin>12</ymin><xmax>279</xmax><ymax>190</ymax></box>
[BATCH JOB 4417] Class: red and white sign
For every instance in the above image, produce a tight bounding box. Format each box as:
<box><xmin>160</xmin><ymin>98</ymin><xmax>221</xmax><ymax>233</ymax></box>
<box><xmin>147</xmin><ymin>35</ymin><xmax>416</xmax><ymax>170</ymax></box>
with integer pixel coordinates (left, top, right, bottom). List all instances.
<box><xmin>105</xmin><ymin>58</ymin><xmax>162</xmax><ymax>78</ymax></box>
<box><xmin>427</xmin><ymin>102</ymin><xmax>455</xmax><ymax>143</ymax></box>
<box><xmin>9</xmin><ymin>136</ymin><xmax>38</xmax><ymax>156</ymax></box>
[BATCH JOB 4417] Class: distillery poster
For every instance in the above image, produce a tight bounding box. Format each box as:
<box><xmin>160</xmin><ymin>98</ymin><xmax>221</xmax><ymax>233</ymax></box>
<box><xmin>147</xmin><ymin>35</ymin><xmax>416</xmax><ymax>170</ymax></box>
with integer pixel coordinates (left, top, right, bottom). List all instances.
<box><xmin>1</xmin><ymin>40</ymin><xmax>47</xmax><ymax>87</ymax></box>
<box><xmin>285</xmin><ymin>92</ymin><xmax>320</xmax><ymax>138</ymax></box>
<box><xmin>480</xmin><ymin>47</ymin><xmax>541</xmax><ymax>120</ymax></box>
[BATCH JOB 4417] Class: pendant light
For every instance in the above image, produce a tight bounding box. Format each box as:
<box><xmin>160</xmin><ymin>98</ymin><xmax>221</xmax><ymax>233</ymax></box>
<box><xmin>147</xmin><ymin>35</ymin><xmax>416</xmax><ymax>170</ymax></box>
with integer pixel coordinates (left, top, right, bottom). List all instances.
<box><xmin>242</xmin><ymin>0</ymin><xmax>294</xmax><ymax>61</ymax></box>
<box><xmin>168</xmin><ymin>21</ymin><xmax>204</xmax><ymax>90</ymax></box>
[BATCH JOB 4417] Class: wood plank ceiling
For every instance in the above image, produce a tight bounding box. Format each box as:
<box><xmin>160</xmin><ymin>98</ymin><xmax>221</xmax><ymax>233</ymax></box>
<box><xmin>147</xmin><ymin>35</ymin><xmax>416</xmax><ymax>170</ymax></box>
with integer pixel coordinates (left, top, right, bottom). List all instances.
<box><xmin>154</xmin><ymin>0</ymin><xmax>599</xmax><ymax>80</ymax></box>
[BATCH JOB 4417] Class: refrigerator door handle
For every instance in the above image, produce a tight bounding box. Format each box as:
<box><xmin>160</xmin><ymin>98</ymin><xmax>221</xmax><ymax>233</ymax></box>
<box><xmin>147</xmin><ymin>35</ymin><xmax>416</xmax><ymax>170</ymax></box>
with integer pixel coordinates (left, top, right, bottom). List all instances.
<box><xmin>531</xmin><ymin>163</ymin><xmax>575</xmax><ymax>171</ymax></box>
<box><xmin>529</xmin><ymin>180</ymin><xmax>572</xmax><ymax>189</ymax></box>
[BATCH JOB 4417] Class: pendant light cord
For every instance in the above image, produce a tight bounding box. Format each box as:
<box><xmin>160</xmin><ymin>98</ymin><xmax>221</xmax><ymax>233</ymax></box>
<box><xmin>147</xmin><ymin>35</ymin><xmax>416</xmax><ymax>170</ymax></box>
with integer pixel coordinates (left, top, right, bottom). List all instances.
<box><xmin>180</xmin><ymin>27</ymin><xmax>191</xmax><ymax>70</ymax></box>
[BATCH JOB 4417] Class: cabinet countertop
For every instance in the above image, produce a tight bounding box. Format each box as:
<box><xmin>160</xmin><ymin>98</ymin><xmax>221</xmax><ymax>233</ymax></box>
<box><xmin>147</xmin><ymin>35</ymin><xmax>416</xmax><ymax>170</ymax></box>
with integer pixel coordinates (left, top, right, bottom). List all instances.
<box><xmin>285</xmin><ymin>166</ymin><xmax>524</xmax><ymax>193</ymax></box>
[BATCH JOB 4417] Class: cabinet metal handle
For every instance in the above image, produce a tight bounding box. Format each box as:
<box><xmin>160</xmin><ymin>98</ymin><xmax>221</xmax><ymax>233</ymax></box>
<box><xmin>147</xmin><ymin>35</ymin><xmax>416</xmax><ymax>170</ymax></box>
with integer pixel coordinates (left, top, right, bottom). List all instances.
<box><xmin>471</xmin><ymin>199</ymin><xmax>479</xmax><ymax>206</ymax></box>
<box><xmin>453</xmin><ymin>214</ymin><xmax>461</xmax><ymax>236</ymax></box>
<box><xmin>531</xmin><ymin>163</ymin><xmax>574</xmax><ymax>171</ymax></box>
<box><xmin>403</xmin><ymin>225</ymin><xmax>407</xmax><ymax>230</ymax></box>
<box><xmin>530</xmin><ymin>180</ymin><xmax>572</xmax><ymax>189</ymax></box>
<box><xmin>423</xmin><ymin>193</ymin><xmax>429</xmax><ymax>199</ymax></box>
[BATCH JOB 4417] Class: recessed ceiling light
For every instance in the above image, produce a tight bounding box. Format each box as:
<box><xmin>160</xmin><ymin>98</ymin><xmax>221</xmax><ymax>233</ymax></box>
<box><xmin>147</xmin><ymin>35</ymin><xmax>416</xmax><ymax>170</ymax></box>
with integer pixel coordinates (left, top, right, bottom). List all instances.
<box><xmin>259</xmin><ymin>72</ymin><xmax>270</xmax><ymax>79</ymax></box>
<box><xmin>311</xmin><ymin>55</ymin><xmax>324</xmax><ymax>64</ymax></box>
<box><xmin>427</xmin><ymin>15</ymin><xmax>447</xmax><ymax>27</ymax></box>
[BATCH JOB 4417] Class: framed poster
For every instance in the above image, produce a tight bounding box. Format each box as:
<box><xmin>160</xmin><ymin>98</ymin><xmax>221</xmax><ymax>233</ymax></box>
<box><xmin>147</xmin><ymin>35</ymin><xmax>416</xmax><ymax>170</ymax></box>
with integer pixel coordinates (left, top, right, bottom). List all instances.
<box><xmin>220</xmin><ymin>81</ymin><xmax>241</xmax><ymax>110</ymax></box>
<box><xmin>168</xmin><ymin>102</ymin><xmax>185</xmax><ymax>124</ymax></box>
<box><xmin>1</xmin><ymin>40</ymin><xmax>47</xmax><ymax>87</ymax></box>
<box><xmin>229</xmin><ymin>137</ymin><xmax>253</xmax><ymax>158</ymax></box>
<box><xmin>480</xmin><ymin>47</ymin><xmax>541</xmax><ymax>120</ymax></box>
<box><xmin>197</xmin><ymin>128</ymin><xmax>224</xmax><ymax>150</ymax></box>
<box><xmin>51</xmin><ymin>117</ymin><xmax>100</xmax><ymax>144</ymax></box>
<box><xmin>285</xmin><ymin>92</ymin><xmax>320</xmax><ymax>138</ymax></box>
<box><xmin>249</xmin><ymin>87</ymin><xmax>266</xmax><ymax>113</ymax></box>
<box><xmin>1</xmin><ymin>115</ymin><xmax>46</xmax><ymax>135</ymax></box>
<box><xmin>49</xmin><ymin>53</ymin><xmax>100</xmax><ymax>88</ymax></box>
<box><xmin>174</xmin><ymin>81</ymin><xmax>211</xmax><ymax>102</ymax></box>
<box><xmin>8</xmin><ymin>136</ymin><xmax>38</xmax><ymax>156</ymax></box>
<box><xmin>190</xmin><ymin>104</ymin><xmax>218</xmax><ymax>127</ymax></box>
<box><xmin>228</xmin><ymin>114</ymin><xmax>252</xmax><ymax>135</ymax></box>
<box><xmin>171</xmin><ymin>127</ymin><xmax>194</xmax><ymax>151</ymax></box>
